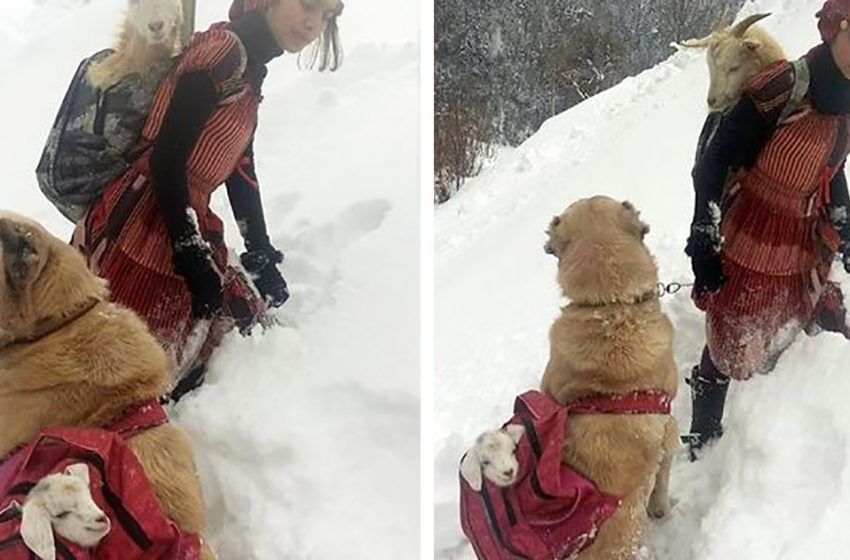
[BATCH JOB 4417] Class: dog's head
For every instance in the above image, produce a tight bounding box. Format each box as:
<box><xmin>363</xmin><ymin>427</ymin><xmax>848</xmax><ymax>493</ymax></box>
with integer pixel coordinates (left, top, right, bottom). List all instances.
<box><xmin>0</xmin><ymin>212</ymin><xmax>107</xmax><ymax>348</ymax></box>
<box><xmin>544</xmin><ymin>196</ymin><xmax>657</xmax><ymax>305</ymax></box>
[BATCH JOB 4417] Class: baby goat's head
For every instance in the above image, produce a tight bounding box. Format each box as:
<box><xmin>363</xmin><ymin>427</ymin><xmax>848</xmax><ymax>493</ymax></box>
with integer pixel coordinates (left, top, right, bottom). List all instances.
<box><xmin>21</xmin><ymin>464</ymin><xmax>110</xmax><ymax>560</ymax></box>
<box><xmin>460</xmin><ymin>425</ymin><xmax>525</xmax><ymax>491</ymax></box>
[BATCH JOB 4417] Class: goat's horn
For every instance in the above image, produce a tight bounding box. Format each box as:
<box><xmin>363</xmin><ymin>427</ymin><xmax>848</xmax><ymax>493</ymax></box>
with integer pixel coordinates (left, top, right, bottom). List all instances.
<box><xmin>714</xmin><ymin>6</ymin><xmax>729</xmax><ymax>32</ymax></box>
<box><xmin>732</xmin><ymin>12</ymin><xmax>771</xmax><ymax>37</ymax></box>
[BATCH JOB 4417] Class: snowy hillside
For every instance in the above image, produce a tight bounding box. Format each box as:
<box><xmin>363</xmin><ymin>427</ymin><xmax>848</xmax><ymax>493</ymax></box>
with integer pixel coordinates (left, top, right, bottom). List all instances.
<box><xmin>0</xmin><ymin>1</ymin><xmax>420</xmax><ymax>558</ymax></box>
<box><xmin>434</xmin><ymin>0</ymin><xmax>850</xmax><ymax>558</ymax></box>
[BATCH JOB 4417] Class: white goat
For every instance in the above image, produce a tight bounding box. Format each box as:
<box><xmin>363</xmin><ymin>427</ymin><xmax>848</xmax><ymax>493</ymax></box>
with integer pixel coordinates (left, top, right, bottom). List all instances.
<box><xmin>87</xmin><ymin>0</ymin><xmax>184</xmax><ymax>90</ymax></box>
<box><xmin>682</xmin><ymin>11</ymin><xmax>785</xmax><ymax>112</ymax></box>
<box><xmin>20</xmin><ymin>464</ymin><xmax>111</xmax><ymax>560</ymax></box>
<box><xmin>460</xmin><ymin>425</ymin><xmax>525</xmax><ymax>491</ymax></box>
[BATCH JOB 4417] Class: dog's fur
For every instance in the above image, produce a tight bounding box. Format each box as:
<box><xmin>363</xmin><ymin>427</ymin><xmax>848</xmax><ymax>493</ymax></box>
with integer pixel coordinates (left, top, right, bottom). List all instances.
<box><xmin>541</xmin><ymin>196</ymin><xmax>678</xmax><ymax>560</ymax></box>
<box><xmin>0</xmin><ymin>211</ymin><xmax>214</xmax><ymax>560</ymax></box>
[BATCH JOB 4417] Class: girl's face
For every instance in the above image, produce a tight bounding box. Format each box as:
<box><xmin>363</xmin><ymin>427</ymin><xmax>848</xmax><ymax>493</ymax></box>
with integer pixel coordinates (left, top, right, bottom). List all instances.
<box><xmin>264</xmin><ymin>0</ymin><xmax>341</xmax><ymax>53</ymax></box>
<box><xmin>832</xmin><ymin>28</ymin><xmax>850</xmax><ymax>78</ymax></box>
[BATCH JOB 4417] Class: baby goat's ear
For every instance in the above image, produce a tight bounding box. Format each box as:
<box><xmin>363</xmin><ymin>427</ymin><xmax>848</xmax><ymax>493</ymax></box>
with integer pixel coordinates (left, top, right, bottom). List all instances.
<box><xmin>460</xmin><ymin>452</ymin><xmax>483</xmax><ymax>491</ymax></box>
<box><xmin>503</xmin><ymin>424</ymin><xmax>525</xmax><ymax>445</ymax></box>
<box><xmin>64</xmin><ymin>463</ymin><xmax>90</xmax><ymax>485</ymax></box>
<box><xmin>21</xmin><ymin>500</ymin><xmax>56</xmax><ymax>560</ymax></box>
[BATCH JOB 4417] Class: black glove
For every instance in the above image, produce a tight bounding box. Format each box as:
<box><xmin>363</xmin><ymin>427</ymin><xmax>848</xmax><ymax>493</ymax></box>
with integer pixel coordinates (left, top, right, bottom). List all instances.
<box><xmin>172</xmin><ymin>242</ymin><xmax>223</xmax><ymax>319</ymax></box>
<box><xmin>691</xmin><ymin>253</ymin><xmax>726</xmax><ymax>297</ymax></box>
<box><xmin>686</xmin><ymin>226</ymin><xmax>725</xmax><ymax>298</ymax></box>
<box><xmin>241</xmin><ymin>247</ymin><xmax>289</xmax><ymax>308</ymax></box>
<box><xmin>840</xmin><ymin>238</ymin><xmax>850</xmax><ymax>273</ymax></box>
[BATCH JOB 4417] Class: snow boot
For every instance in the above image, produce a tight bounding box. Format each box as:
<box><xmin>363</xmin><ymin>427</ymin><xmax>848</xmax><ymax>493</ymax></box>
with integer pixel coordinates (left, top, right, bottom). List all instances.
<box><xmin>164</xmin><ymin>363</ymin><xmax>208</xmax><ymax>404</ymax></box>
<box><xmin>682</xmin><ymin>356</ymin><xmax>729</xmax><ymax>461</ymax></box>
<box><xmin>805</xmin><ymin>281</ymin><xmax>850</xmax><ymax>339</ymax></box>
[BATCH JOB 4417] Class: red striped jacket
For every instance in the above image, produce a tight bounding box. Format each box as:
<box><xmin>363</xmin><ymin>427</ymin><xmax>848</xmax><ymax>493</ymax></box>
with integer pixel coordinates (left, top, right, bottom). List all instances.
<box><xmin>722</xmin><ymin>61</ymin><xmax>850</xmax><ymax>276</ymax></box>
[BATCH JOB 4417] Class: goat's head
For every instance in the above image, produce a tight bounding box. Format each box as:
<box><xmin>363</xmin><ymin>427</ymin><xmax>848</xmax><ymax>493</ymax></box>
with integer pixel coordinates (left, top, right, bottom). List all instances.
<box><xmin>127</xmin><ymin>0</ymin><xmax>183</xmax><ymax>47</ymax></box>
<box><xmin>683</xmin><ymin>12</ymin><xmax>779</xmax><ymax>111</ymax></box>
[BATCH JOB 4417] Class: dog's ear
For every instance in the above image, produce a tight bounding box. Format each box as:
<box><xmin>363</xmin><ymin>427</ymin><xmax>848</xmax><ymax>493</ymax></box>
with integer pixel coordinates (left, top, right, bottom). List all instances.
<box><xmin>544</xmin><ymin>215</ymin><xmax>565</xmax><ymax>257</ymax></box>
<box><xmin>0</xmin><ymin>219</ymin><xmax>41</xmax><ymax>295</ymax></box>
<box><xmin>619</xmin><ymin>201</ymin><xmax>650</xmax><ymax>240</ymax></box>
<box><xmin>460</xmin><ymin>451</ymin><xmax>484</xmax><ymax>491</ymax></box>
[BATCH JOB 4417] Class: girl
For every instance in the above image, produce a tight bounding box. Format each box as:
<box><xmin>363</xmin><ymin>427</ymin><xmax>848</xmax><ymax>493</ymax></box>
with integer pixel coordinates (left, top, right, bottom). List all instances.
<box><xmin>74</xmin><ymin>0</ymin><xmax>344</xmax><ymax>400</ymax></box>
<box><xmin>685</xmin><ymin>0</ymin><xmax>850</xmax><ymax>457</ymax></box>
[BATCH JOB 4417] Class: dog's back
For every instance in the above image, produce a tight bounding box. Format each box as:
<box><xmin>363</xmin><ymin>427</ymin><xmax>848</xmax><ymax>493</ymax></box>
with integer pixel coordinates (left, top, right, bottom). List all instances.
<box><xmin>543</xmin><ymin>301</ymin><xmax>678</xmax><ymax>559</ymax></box>
<box><xmin>0</xmin><ymin>301</ymin><xmax>168</xmax><ymax>453</ymax></box>
<box><xmin>542</xmin><ymin>197</ymin><xmax>679</xmax><ymax>559</ymax></box>
<box><xmin>0</xmin><ymin>212</ymin><xmax>213</xmax><ymax>559</ymax></box>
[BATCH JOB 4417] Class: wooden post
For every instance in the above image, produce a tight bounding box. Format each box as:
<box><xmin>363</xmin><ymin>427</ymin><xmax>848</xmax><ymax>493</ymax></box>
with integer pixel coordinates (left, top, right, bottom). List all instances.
<box><xmin>181</xmin><ymin>0</ymin><xmax>196</xmax><ymax>48</ymax></box>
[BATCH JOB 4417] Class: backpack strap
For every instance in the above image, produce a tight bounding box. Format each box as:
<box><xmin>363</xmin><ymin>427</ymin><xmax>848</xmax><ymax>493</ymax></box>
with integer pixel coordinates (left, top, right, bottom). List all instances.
<box><xmin>567</xmin><ymin>390</ymin><xmax>673</xmax><ymax>416</ymax></box>
<box><xmin>513</xmin><ymin>391</ymin><xmax>564</xmax><ymax>422</ymax></box>
<box><xmin>777</xmin><ymin>58</ymin><xmax>810</xmax><ymax>126</ymax></box>
<box><xmin>103</xmin><ymin>399</ymin><xmax>168</xmax><ymax>440</ymax></box>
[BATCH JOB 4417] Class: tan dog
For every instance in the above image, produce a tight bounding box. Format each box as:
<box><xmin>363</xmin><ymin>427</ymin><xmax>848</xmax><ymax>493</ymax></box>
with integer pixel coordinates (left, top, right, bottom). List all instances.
<box><xmin>542</xmin><ymin>196</ymin><xmax>678</xmax><ymax>560</ymax></box>
<box><xmin>0</xmin><ymin>211</ymin><xmax>214</xmax><ymax>560</ymax></box>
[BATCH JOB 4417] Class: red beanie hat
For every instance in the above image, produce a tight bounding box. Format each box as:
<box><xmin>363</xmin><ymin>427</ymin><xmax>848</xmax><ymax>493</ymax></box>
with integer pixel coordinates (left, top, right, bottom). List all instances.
<box><xmin>817</xmin><ymin>0</ymin><xmax>850</xmax><ymax>42</ymax></box>
<box><xmin>229</xmin><ymin>0</ymin><xmax>276</xmax><ymax>22</ymax></box>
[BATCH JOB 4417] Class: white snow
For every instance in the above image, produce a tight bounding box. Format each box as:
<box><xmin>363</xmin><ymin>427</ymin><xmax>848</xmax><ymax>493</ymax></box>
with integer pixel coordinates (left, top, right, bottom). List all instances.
<box><xmin>0</xmin><ymin>1</ymin><xmax>419</xmax><ymax>558</ymax></box>
<box><xmin>435</xmin><ymin>0</ymin><xmax>850</xmax><ymax>558</ymax></box>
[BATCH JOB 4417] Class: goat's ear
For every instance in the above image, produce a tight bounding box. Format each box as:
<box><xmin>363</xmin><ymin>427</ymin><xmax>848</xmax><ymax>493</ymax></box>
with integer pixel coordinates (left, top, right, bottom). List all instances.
<box><xmin>460</xmin><ymin>452</ymin><xmax>483</xmax><ymax>491</ymax></box>
<box><xmin>64</xmin><ymin>464</ymin><xmax>90</xmax><ymax>485</ymax></box>
<box><xmin>21</xmin><ymin>501</ymin><xmax>55</xmax><ymax>560</ymax></box>
<box><xmin>680</xmin><ymin>36</ymin><xmax>712</xmax><ymax>48</ymax></box>
<box><xmin>743</xmin><ymin>38</ymin><xmax>762</xmax><ymax>51</ymax></box>
<box><xmin>503</xmin><ymin>424</ymin><xmax>525</xmax><ymax>445</ymax></box>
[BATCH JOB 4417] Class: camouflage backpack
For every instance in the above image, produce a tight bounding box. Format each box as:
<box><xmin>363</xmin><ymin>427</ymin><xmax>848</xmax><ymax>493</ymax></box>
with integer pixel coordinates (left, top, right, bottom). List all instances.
<box><xmin>36</xmin><ymin>50</ymin><xmax>176</xmax><ymax>222</ymax></box>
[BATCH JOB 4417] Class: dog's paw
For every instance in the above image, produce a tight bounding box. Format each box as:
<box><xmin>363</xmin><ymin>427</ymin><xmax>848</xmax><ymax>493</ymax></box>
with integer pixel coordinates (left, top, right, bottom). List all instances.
<box><xmin>647</xmin><ymin>496</ymin><xmax>674</xmax><ymax>519</ymax></box>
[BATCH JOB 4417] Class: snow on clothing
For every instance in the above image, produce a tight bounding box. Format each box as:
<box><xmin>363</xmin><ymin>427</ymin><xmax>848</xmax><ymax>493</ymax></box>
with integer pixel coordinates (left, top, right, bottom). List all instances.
<box><xmin>690</xmin><ymin>44</ymin><xmax>850</xmax><ymax>380</ymax></box>
<box><xmin>73</xmin><ymin>14</ymin><xmax>284</xmax><ymax>385</ymax></box>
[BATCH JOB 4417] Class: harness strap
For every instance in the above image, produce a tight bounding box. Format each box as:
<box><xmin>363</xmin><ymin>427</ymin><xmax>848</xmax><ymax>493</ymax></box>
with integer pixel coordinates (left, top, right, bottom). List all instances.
<box><xmin>235</xmin><ymin>155</ymin><xmax>260</xmax><ymax>191</ymax></box>
<box><xmin>568</xmin><ymin>390</ymin><xmax>673</xmax><ymax>416</ymax></box>
<box><xmin>0</xmin><ymin>399</ymin><xmax>168</xmax><ymax>470</ymax></box>
<box><xmin>103</xmin><ymin>399</ymin><xmax>169</xmax><ymax>440</ymax></box>
<box><xmin>778</xmin><ymin>58</ymin><xmax>811</xmax><ymax>126</ymax></box>
<box><xmin>515</xmin><ymin>390</ymin><xmax>672</xmax><ymax>421</ymax></box>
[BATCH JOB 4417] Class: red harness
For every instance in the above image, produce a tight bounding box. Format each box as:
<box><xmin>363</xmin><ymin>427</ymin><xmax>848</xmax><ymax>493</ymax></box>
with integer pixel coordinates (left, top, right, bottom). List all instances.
<box><xmin>102</xmin><ymin>399</ymin><xmax>169</xmax><ymax>439</ymax></box>
<box><xmin>460</xmin><ymin>390</ymin><xmax>672</xmax><ymax>560</ymax></box>
<box><xmin>0</xmin><ymin>400</ymin><xmax>201</xmax><ymax>559</ymax></box>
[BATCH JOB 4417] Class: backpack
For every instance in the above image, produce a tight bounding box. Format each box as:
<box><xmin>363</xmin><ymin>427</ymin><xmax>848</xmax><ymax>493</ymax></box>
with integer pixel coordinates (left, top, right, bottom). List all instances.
<box><xmin>694</xmin><ymin>57</ymin><xmax>810</xmax><ymax>173</ymax></box>
<box><xmin>36</xmin><ymin>50</ymin><xmax>176</xmax><ymax>223</ymax></box>
<box><xmin>0</xmin><ymin>404</ymin><xmax>201</xmax><ymax>559</ymax></box>
<box><xmin>458</xmin><ymin>390</ymin><xmax>671</xmax><ymax>560</ymax></box>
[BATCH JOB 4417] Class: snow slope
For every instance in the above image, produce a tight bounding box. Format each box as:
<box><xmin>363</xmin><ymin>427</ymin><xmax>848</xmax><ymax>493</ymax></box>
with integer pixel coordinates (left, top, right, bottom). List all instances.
<box><xmin>434</xmin><ymin>1</ymin><xmax>850</xmax><ymax>558</ymax></box>
<box><xmin>0</xmin><ymin>1</ymin><xmax>420</xmax><ymax>558</ymax></box>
